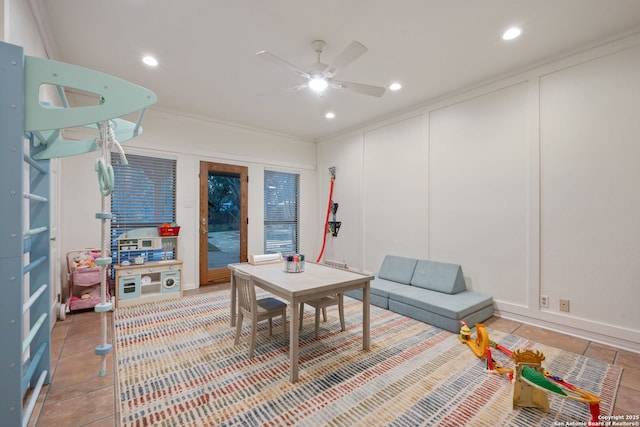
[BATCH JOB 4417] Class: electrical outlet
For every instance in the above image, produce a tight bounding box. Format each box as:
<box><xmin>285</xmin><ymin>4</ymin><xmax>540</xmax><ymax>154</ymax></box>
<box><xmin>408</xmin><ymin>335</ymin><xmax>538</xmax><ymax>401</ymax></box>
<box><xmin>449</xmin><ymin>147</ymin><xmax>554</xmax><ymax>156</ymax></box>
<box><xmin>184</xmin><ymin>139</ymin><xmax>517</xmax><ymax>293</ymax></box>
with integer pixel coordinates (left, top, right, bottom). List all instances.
<box><xmin>540</xmin><ymin>295</ymin><xmax>549</xmax><ymax>308</ymax></box>
<box><xmin>560</xmin><ymin>299</ymin><xmax>570</xmax><ymax>312</ymax></box>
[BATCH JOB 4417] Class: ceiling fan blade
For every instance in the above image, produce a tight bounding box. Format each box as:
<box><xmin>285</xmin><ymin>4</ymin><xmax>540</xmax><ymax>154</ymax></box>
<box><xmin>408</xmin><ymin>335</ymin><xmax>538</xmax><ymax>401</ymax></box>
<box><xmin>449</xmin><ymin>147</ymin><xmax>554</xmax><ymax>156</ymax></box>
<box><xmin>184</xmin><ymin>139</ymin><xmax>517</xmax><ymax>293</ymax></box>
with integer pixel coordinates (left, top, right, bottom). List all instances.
<box><xmin>286</xmin><ymin>83</ymin><xmax>308</xmax><ymax>93</ymax></box>
<box><xmin>332</xmin><ymin>80</ymin><xmax>386</xmax><ymax>97</ymax></box>
<box><xmin>324</xmin><ymin>41</ymin><xmax>368</xmax><ymax>78</ymax></box>
<box><xmin>258</xmin><ymin>84</ymin><xmax>308</xmax><ymax>100</ymax></box>
<box><xmin>256</xmin><ymin>51</ymin><xmax>310</xmax><ymax>80</ymax></box>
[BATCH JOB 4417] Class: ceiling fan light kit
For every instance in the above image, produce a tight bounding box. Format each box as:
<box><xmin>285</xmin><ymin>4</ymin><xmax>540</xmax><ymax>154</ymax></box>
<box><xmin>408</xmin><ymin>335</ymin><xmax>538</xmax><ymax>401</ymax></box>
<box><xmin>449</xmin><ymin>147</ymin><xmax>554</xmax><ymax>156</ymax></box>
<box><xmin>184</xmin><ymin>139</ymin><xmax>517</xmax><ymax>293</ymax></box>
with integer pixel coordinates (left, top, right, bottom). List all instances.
<box><xmin>309</xmin><ymin>74</ymin><xmax>328</xmax><ymax>92</ymax></box>
<box><xmin>257</xmin><ymin>39</ymin><xmax>386</xmax><ymax>98</ymax></box>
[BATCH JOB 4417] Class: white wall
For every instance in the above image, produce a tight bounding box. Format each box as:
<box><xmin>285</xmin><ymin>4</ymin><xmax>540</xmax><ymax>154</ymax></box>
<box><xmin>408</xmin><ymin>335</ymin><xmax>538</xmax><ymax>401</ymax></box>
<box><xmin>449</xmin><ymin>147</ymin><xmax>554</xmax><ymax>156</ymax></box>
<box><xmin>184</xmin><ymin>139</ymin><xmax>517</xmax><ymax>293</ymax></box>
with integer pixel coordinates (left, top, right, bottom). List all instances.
<box><xmin>59</xmin><ymin>110</ymin><xmax>317</xmax><ymax>290</ymax></box>
<box><xmin>539</xmin><ymin>44</ymin><xmax>640</xmax><ymax>329</ymax></box>
<box><xmin>5</xmin><ymin>0</ymin><xmax>45</xmax><ymax>56</ymax></box>
<box><xmin>318</xmin><ymin>34</ymin><xmax>640</xmax><ymax>352</ymax></box>
<box><xmin>316</xmin><ymin>134</ymin><xmax>366</xmax><ymax>269</ymax></box>
<box><xmin>363</xmin><ymin>115</ymin><xmax>429</xmax><ymax>271</ymax></box>
<box><xmin>429</xmin><ymin>84</ymin><xmax>529</xmax><ymax>301</ymax></box>
<box><xmin>1</xmin><ymin>0</ymin><xmax>5</xmax><ymax>40</ymax></box>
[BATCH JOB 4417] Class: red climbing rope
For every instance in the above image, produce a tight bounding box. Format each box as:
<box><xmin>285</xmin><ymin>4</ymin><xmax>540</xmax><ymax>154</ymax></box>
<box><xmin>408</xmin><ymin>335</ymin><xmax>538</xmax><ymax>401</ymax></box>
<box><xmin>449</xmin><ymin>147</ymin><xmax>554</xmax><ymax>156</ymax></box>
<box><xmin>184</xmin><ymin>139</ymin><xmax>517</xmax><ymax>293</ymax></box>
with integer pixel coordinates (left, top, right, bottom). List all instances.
<box><xmin>316</xmin><ymin>176</ymin><xmax>335</xmax><ymax>262</ymax></box>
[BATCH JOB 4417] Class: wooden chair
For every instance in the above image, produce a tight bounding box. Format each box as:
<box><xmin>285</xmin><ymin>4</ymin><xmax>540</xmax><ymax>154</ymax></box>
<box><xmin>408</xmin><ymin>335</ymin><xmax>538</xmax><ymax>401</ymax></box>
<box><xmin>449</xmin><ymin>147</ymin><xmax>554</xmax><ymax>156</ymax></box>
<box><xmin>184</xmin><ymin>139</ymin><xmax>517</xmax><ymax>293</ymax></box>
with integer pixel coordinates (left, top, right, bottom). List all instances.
<box><xmin>234</xmin><ymin>270</ymin><xmax>287</xmax><ymax>358</ymax></box>
<box><xmin>299</xmin><ymin>293</ymin><xmax>345</xmax><ymax>339</ymax></box>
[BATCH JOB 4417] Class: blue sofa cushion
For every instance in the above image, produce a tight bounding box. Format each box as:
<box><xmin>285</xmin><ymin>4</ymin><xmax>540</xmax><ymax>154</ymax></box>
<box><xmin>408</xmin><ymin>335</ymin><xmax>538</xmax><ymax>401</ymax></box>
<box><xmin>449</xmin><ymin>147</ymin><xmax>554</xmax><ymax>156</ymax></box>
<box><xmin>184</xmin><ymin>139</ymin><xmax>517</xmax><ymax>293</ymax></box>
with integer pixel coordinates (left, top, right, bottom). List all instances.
<box><xmin>388</xmin><ymin>286</ymin><xmax>493</xmax><ymax>320</ymax></box>
<box><xmin>377</xmin><ymin>255</ymin><xmax>418</xmax><ymax>285</ymax></box>
<box><xmin>410</xmin><ymin>260</ymin><xmax>466</xmax><ymax>294</ymax></box>
<box><xmin>344</xmin><ymin>289</ymin><xmax>389</xmax><ymax>309</ymax></box>
<box><xmin>389</xmin><ymin>300</ymin><xmax>495</xmax><ymax>333</ymax></box>
<box><xmin>369</xmin><ymin>278</ymin><xmax>409</xmax><ymax>299</ymax></box>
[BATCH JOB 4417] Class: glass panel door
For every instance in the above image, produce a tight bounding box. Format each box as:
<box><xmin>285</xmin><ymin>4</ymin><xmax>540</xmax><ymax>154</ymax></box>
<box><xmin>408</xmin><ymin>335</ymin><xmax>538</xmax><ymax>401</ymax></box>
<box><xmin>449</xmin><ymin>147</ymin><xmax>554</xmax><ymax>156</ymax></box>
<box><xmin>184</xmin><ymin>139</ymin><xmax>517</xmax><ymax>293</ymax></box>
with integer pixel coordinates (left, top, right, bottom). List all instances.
<box><xmin>199</xmin><ymin>162</ymin><xmax>247</xmax><ymax>284</ymax></box>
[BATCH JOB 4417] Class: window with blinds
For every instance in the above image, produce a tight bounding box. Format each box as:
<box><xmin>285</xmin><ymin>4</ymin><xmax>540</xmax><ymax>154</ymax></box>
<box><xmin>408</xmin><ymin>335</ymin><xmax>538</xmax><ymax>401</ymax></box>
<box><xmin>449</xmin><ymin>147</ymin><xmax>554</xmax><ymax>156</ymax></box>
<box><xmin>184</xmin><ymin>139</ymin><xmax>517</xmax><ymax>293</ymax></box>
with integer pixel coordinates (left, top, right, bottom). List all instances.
<box><xmin>110</xmin><ymin>154</ymin><xmax>176</xmax><ymax>255</ymax></box>
<box><xmin>264</xmin><ymin>170</ymin><xmax>299</xmax><ymax>254</ymax></box>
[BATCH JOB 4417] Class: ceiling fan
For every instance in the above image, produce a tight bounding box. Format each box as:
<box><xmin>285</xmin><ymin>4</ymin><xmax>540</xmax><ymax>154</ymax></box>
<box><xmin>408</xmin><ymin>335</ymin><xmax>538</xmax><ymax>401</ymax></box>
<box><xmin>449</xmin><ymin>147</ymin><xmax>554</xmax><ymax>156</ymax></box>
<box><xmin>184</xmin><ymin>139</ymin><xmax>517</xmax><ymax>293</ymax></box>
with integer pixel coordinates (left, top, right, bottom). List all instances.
<box><xmin>256</xmin><ymin>40</ymin><xmax>386</xmax><ymax>98</ymax></box>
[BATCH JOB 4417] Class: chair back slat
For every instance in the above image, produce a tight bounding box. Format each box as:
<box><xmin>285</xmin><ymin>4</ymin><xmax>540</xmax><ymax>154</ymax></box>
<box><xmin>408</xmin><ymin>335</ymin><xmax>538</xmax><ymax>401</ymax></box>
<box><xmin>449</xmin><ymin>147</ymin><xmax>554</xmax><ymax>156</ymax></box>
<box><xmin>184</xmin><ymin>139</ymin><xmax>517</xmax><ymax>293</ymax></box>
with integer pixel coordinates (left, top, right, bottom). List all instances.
<box><xmin>235</xmin><ymin>270</ymin><xmax>256</xmax><ymax>315</ymax></box>
<box><xmin>233</xmin><ymin>268</ymin><xmax>287</xmax><ymax>357</ymax></box>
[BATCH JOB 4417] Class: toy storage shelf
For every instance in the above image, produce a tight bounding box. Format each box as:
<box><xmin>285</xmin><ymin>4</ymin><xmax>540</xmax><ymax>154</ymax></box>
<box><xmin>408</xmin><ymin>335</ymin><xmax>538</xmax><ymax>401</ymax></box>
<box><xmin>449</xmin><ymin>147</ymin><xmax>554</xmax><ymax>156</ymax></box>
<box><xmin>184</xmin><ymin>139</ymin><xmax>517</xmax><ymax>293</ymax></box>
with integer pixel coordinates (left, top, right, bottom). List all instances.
<box><xmin>114</xmin><ymin>260</ymin><xmax>183</xmax><ymax>307</ymax></box>
<box><xmin>116</xmin><ymin>235</ymin><xmax>179</xmax><ymax>265</ymax></box>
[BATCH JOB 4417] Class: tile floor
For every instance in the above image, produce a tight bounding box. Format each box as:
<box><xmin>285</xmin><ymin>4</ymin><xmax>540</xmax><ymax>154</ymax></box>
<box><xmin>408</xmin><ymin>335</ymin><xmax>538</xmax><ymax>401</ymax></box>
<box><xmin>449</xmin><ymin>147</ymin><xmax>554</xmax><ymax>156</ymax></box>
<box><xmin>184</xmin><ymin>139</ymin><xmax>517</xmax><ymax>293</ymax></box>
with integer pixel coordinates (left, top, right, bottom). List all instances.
<box><xmin>27</xmin><ymin>284</ymin><xmax>640</xmax><ymax>426</ymax></box>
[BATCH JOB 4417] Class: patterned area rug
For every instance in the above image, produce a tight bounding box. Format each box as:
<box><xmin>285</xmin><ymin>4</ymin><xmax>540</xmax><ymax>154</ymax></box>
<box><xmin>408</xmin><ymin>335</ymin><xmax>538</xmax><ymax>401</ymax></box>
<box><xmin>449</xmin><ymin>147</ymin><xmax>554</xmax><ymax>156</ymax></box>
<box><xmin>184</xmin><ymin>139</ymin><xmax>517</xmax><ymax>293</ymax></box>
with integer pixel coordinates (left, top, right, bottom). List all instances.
<box><xmin>114</xmin><ymin>291</ymin><xmax>622</xmax><ymax>427</ymax></box>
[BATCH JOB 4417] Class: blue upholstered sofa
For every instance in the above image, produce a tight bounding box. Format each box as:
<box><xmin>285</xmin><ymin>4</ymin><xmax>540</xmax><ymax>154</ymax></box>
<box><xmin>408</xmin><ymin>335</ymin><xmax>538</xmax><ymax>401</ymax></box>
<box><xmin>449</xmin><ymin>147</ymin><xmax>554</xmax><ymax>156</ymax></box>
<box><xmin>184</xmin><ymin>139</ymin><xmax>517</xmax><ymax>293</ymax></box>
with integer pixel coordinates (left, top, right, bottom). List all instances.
<box><xmin>345</xmin><ymin>255</ymin><xmax>494</xmax><ymax>333</ymax></box>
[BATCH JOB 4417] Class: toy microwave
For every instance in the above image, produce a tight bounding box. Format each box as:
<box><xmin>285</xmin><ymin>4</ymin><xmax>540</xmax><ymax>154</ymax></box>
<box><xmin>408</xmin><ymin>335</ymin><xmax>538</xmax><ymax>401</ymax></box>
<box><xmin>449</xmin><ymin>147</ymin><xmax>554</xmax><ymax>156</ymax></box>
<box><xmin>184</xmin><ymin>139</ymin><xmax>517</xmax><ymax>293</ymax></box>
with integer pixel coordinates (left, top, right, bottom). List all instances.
<box><xmin>118</xmin><ymin>238</ymin><xmax>162</xmax><ymax>251</ymax></box>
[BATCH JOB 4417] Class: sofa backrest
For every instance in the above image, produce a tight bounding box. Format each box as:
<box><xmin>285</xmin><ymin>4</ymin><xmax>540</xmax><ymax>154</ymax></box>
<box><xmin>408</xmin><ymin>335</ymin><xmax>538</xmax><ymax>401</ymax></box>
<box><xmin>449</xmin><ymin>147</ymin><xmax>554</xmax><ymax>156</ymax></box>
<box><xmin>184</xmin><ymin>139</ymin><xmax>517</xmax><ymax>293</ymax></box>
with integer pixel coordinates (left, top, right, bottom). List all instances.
<box><xmin>410</xmin><ymin>260</ymin><xmax>466</xmax><ymax>294</ymax></box>
<box><xmin>377</xmin><ymin>255</ymin><xmax>418</xmax><ymax>285</ymax></box>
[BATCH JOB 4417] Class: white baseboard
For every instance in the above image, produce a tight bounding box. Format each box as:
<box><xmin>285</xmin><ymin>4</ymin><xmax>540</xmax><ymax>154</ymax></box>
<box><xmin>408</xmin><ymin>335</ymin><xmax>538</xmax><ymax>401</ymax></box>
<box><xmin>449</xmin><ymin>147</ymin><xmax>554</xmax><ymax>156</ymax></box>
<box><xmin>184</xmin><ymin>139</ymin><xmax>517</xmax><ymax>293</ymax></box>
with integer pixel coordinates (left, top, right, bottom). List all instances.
<box><xmin>494</xmin><ymin>300</ymin><xmax>640</xmax><ymax>354</ymax></box>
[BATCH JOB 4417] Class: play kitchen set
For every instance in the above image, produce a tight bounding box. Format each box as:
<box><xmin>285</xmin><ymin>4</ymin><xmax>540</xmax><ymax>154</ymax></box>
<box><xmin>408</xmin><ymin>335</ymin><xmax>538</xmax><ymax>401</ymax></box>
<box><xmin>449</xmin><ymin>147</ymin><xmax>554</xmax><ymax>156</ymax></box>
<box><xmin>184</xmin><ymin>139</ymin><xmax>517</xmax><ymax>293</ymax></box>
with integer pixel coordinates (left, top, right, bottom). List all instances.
<box><xmin>114</xmin><ymin>225</ymin><xmax>182</xmax><ymax>307</ymax></box>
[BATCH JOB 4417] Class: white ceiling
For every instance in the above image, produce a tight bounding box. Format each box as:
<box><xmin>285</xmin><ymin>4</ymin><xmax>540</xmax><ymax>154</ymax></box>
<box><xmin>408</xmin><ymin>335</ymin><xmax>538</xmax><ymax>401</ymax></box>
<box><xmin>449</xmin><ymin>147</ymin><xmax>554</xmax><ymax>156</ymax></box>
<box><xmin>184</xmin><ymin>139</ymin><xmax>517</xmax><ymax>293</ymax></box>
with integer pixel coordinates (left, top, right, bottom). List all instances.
<box><xmin>30</xmin><ymin>0</ymin><xmax>640</xmax><ymax>141</ymax></box>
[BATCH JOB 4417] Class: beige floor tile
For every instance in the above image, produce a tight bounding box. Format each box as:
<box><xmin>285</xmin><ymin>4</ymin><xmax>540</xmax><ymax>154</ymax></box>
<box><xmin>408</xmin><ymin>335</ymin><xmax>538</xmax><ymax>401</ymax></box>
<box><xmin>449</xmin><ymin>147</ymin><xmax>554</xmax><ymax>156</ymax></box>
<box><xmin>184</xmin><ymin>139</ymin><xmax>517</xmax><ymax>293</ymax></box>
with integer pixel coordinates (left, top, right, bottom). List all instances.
<box><xmin>484</xmin><ymin>316</ymin><xmax>522</xmax><ymax>334</ymax></box>
<box><xmin>513</xmin><ymin>324</ymin><xmax>589</xmax><ymax>354</ymax></box>
<box><xmin>619</xmin><ymin>365</ymin><xmax>640</xmax><ymax>391</ymax></box>
<box><xmin>50</xmin><ymin>321</ymin><xmax>71</xmax><ymax>339</ymax></box>
<box><xmin>188</xmin><ymin>283</ymin><xmax>229</xmax><ymax>295</ymax></box>
<box><xmin>36</xmin><ymin>386</ymin><xmax>114</xmax><ymax>427</ymax></box>
<box><xmin>83</xmin><ymin>415</ymin><xmax>117</xmax><ymax>427</ymax></box>
<box><xmin>64</xmin><ymin>314</ymin><xmax>113</xmax><ymax>344</ymax></box>
<box><xmin>613</xmin><ymin>406</ymin><xmax>633</xmax><ymax>416</ymax></box>
<box><xmin>613</xmin><ymin>385</ymin><xmax>640</xmax><ymax>415</ymax></box>
<box><xmin>52</xmin><ymin>352</ymin><xmax>113</xmax><ymax>389</ymax></box>
<box><xmin>45</xmin><ymin>374</ymin><xmax>114</xmax><ymax>404</ymax></box>
<box><xmin>615</xmin><ymin>349</ymin><xmax>640</xmax><ymax>370</ymax></box>
<box><xmin>24</xmin><ymin>384</ymin><xmax>49</xmax><ymax>427</ymax></box>
<box><xmin>49</xmin><ymin>336</ymin><xmax>65</xmax><ymax>365</ymax></box>
<box><xmin>584</xmin><ymin>342</ymin><xmax>617</xmax><ymax>364</ymax></box>
<box><xmin>59</xmin><ymin>334</ymin><xmax>109</xmax><ymax>360</ymax></box>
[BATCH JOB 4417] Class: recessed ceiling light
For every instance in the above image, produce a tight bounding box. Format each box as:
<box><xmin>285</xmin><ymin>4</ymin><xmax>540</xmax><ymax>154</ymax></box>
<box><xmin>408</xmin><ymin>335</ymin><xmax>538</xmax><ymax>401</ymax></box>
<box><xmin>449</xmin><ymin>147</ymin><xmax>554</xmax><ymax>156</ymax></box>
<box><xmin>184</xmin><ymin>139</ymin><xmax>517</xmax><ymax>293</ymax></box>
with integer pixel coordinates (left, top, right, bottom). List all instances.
<box><xmin>325</xmin><ymin>112</ymin><xmax>336</xmax><ymax>119</ymax></box>
<box><xmin>502</xmin><ymin>27</ymin><xmax>522</xmax><ymax>41</ymax></box>
<box><xmin>142</xmin><ymin>55</ymin><xmax>158</xmax><ymax>67</ymax></box>
<box><xmin>389</xmin><ymin>82</ymin><xmax>402</xmax><ymax>91</ymax></box>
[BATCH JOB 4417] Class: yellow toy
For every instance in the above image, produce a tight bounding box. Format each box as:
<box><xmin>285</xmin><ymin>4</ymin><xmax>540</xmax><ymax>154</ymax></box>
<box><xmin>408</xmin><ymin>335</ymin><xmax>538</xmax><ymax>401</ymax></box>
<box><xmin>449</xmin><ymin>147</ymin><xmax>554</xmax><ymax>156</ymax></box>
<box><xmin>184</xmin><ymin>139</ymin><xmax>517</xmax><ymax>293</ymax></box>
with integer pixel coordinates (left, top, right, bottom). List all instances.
<box><xmin>512</xmin><ymin>349</ymin><xmax>551</xmax><ymax>412</ymax></box>
<box><xmin>458</xmin><ymin>322</ymin><xmax>601</xmax><ymax>423</ymax></box>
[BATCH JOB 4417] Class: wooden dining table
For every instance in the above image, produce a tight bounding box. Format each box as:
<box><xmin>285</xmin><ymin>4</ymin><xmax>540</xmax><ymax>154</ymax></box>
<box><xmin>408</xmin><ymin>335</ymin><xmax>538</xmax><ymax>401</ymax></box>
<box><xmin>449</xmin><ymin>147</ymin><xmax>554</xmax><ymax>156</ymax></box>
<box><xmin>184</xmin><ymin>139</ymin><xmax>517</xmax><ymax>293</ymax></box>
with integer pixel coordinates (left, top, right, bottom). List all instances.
<box><xmin>228</xmin><ymin>261</ymin><xmax>373</xmax><ymax>382</ymax></box>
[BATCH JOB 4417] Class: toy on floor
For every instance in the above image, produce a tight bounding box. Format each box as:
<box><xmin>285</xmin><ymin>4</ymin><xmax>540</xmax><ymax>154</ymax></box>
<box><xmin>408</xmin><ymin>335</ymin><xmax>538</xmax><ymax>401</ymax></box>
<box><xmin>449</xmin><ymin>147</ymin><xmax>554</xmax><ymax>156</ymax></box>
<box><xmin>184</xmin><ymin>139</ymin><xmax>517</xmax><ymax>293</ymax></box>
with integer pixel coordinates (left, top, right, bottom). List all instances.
<box><xmin>70</xmin><ymin>250</ymin><xmax>100</xmax><ymax>269</ymax></box>
<box><xmin>66</xmin><ymin>249</ymin><xmax>111</xmax><ymax>313</ymax></box>
<box><xmin>458</xmin><ymin>321</ymin><xmax>601</xmax><ymax>424</ymax></box>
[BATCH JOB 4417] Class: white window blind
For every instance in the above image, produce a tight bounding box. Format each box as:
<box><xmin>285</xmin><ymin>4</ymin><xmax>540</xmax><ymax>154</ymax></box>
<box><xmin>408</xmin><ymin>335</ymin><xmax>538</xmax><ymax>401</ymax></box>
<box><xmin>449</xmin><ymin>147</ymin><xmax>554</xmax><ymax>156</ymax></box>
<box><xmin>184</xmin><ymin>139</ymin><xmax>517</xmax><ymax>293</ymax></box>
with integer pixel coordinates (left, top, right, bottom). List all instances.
<box><xmin>111</xmin><ymin>154</ymin><xmax>176</xmax><ymax>251</ymax></box>
<box><xmin>264</xmin><ymin>170</ymin><xmax>299</xmax><ymax>254</ymax></box>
